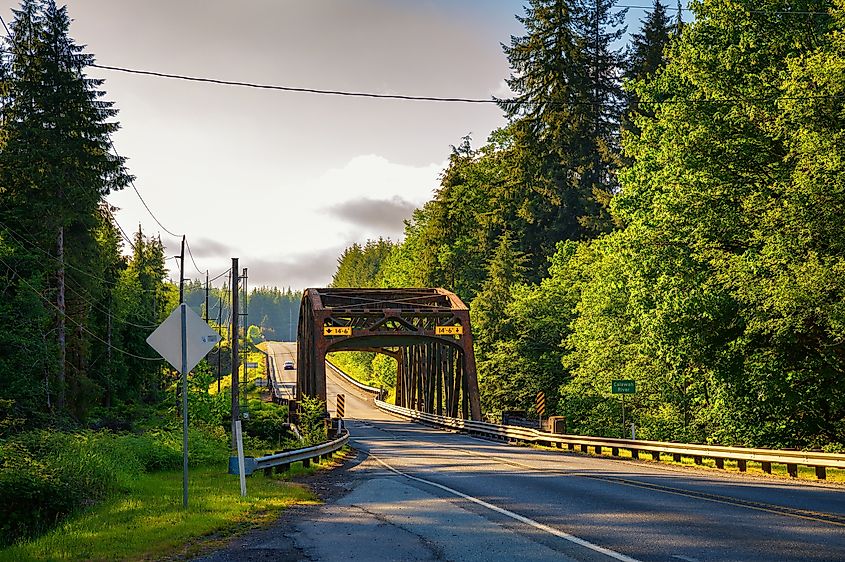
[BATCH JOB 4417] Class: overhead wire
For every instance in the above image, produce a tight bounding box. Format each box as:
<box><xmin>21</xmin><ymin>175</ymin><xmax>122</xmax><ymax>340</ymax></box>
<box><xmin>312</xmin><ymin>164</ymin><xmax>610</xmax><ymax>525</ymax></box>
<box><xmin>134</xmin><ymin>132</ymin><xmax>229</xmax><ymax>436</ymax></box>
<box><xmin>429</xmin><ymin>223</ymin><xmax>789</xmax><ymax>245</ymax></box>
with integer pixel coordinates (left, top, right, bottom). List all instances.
<box><xmin>0</xmin><ymin>255</ymin><xmax>161</xmax><ymax>361</ymax></box>
<box><xmin>0</xmin><ymin>220</ymin><xmax>161</xmax><ymax>291</ymax></box>
<box><xmin>103</xmin><ymin>204</ymin><xmax>137</xmax><ymax>251</ymax></box>
<box><xmin>89</xmin><ymin>63</ymin><xmax>845</xmax><ymax>107</ymax></box>
<box><xmin>106</xmin><ymin>141</ymin><xmax>182</xmax><ymax>238</ymax></box>
<box><xmin>184</xmin><ymin>238</ymin><xmax>205</xmax><ymax>277</ymax></box>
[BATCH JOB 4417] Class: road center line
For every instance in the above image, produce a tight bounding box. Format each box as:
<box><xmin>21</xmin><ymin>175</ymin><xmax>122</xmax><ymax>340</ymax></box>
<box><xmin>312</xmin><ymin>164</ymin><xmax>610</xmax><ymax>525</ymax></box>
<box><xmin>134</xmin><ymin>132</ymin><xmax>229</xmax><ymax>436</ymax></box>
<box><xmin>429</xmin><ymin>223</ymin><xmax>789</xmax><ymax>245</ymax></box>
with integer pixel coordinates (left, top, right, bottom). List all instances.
<box><xmin>370</xmin><ymin>454</ymin><xmax>641</xmax><ymax>562</ymax></box>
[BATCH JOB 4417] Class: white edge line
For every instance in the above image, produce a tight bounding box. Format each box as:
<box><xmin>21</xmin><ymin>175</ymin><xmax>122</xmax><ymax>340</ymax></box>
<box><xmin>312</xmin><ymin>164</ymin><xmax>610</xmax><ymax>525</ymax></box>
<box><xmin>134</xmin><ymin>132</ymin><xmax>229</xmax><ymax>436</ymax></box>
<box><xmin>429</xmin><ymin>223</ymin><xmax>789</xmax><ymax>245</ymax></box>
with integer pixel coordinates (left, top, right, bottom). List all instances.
<box><xmin>370</xmin><ymin>454</ymin><xmax>641</xmax><ymax>562</ymax></box>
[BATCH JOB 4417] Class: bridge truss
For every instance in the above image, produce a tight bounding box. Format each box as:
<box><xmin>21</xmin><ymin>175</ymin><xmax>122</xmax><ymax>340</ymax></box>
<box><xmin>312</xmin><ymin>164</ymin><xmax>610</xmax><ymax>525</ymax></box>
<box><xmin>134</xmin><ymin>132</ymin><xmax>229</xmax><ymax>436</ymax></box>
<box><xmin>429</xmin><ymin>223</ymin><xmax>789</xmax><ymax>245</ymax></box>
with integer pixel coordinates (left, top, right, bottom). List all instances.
<box><xmin>297</xmin><ymin>288</ymin><xmax>482</xmax><ymax>420</ymax></box>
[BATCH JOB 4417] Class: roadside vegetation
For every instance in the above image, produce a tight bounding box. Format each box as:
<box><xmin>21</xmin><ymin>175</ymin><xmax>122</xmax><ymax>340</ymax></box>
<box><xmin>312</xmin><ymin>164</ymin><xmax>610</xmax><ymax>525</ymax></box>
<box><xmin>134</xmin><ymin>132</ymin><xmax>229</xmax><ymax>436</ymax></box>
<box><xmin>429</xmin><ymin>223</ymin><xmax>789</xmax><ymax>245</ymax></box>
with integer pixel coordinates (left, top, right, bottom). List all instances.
<box><xmin>331</xmin><ymin>0</ymin><xmax>845</xmax><ymax>453</ymax></box>
<box><xmin>0</xmin><ymin>1</ymin><xmax>322</xmax><ymax>552</ymax></box>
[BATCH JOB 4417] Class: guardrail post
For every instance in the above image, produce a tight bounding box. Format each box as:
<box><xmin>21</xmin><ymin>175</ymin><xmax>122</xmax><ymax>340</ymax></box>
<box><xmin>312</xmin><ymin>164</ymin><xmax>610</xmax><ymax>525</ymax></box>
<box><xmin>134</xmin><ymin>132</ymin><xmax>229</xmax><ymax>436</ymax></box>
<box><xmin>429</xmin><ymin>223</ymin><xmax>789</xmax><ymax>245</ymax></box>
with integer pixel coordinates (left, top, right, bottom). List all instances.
<box><xmin>815</xmin><ymin>466</ymin><xmax>827</xmax><ymax>480</ymax></box>
<box><xmin>787</xmin><ymin>463</ymin><xmax>798</xmax><ymax>478</ymax></box>
<box><xmin>568</xmin><ymin>443</ymin><xmax>576</xmax><ymax>452</ymax></box>
<box><xmin>580</xmin><ymin>444</ymin><xmax>588</xmax><ymax>454</ymax></box>
<box><xmin>611</xmin><ymin>447</ymin><xmax>619</xmax><ymax>456</ymax></box>
<box><xmin>631</xmin><ymin>448</ymin><xmax>639</xmax><ymax>459</ymax></box>
<box><xmin>276</xmin><ymin>462</ymin><xmax>290</xmax><ymax>474</ymax></box>
<box><xmin>737</xmin><ymin>459</ymin><xmax>747</xmax><ymax>472</ymax></box>
<box><xmin>672</xmin><ymin>453</ymin><xmax>681</xmax><ymax>462</ymax></box>
<box><xmin>651</xmin><ymin>451</ymin><xmax>660</xmax><ymax>461</ymax></box>
<box><xmin>715</xmin><ymin>458</ymin><xmax>724</xmax><ymax>469</ymax></box>
<box><xmin>595</xmin><ymin>446</ymin><xmax>602</xmax><ymax>455</ymax></box>
<box><xmin>302</xmin><ymin>458</ymin><xmax>311</xmax><ymax>468</ymax></box>
<box><xmin>693</xmin><ymin>455</ymin><xmax>703</xmax><ymax>465</ymax></box>
<box><xmin>761</xmin><ymin>461</ymin><xmax>772</xmax><ymax>474</ymax></box>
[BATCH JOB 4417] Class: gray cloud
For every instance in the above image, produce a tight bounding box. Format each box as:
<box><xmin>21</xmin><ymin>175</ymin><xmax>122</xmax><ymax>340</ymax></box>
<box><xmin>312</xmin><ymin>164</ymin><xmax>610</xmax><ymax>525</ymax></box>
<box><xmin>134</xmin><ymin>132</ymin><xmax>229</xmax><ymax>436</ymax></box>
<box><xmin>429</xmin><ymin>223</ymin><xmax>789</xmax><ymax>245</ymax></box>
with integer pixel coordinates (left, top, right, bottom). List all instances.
<box><xmin>243</xmin><ymin>247</ymin><xmax>344</xmax><ymax>290</ymax></box>
<box><xmin>186</xmin><ymin>237</ymin><xmax>232</xmax><ymax>258</ymax></box>
<box><xmin>327</xmin><ymin>196</ymin><xmax>417</xmax><ymax>232</ymax></box>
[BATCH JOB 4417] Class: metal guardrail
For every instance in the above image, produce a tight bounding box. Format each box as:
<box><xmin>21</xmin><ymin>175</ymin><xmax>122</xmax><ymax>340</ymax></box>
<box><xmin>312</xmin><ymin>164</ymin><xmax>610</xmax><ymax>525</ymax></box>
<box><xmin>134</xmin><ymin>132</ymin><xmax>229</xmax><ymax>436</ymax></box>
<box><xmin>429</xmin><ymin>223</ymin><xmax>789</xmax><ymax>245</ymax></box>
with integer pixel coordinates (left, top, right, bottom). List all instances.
<box><xmin>375</xmin><ymin>400</ymin><xmax>845</xmax><ymax>480</ymax></box>
<box><xmin>229</xmin><ymin>429</ymin><xmax>350</xmax><ymax>476</ymax></box>
<box><xmin>326</xmin><ymin>360</ymin><xmax>384</xmax><ymax>397</ymax></box>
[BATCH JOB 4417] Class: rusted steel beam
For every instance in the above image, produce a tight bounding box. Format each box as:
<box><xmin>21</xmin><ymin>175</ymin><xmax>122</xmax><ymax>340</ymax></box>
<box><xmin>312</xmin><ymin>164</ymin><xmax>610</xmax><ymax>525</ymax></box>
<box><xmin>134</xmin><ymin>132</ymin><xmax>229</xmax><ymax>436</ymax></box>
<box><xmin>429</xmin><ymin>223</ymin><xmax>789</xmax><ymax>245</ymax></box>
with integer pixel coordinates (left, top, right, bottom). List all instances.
<box><xmin>298</xmin><ymin>288</ymin><xmax>484</xmax><ymax>420</ymax></box>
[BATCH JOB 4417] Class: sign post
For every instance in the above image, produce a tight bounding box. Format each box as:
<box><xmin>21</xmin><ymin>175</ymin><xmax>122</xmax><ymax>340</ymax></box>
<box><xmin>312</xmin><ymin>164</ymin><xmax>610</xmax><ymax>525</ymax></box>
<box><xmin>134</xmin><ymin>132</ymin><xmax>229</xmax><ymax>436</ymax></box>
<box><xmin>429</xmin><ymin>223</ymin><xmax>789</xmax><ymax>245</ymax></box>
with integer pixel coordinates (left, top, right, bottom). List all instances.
<box><xmin>611</xmin><ymin>380</ymin><xmax>636</xmax><ymax>439</ymax></box>
<box><xmin>147</xmin><ymin>305</ymin><xmax>219</xmax><ymax>508</ymax></box>
<box><xmin>181</xmin><ymin>304</ymin><xmax>188</xmax><ymax>508</ymax></box>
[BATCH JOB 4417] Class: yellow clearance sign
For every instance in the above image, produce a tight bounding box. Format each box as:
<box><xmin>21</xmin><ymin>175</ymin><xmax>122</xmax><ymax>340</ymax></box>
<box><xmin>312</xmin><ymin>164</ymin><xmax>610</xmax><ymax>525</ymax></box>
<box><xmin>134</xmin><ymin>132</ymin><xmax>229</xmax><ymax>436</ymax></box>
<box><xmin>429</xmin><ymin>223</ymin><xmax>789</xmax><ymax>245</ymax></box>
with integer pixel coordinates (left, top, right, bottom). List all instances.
<box><xmin>435</xmin><ymin>325</ymin><xmax>463</xmax><ymax>336</ymax></box>
<box><xmin>323</xmin><ymin>326</ymin><xmax>352</xmax><ymax>336</ymax></box>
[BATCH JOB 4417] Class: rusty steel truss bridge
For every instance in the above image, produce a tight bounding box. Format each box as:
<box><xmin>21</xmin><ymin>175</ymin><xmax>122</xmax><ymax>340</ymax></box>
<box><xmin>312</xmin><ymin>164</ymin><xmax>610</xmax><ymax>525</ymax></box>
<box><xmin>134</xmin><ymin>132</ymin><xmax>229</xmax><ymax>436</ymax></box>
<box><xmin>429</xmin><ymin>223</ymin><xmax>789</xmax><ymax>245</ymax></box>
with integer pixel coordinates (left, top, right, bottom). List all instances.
<box><xmin>296</xmin><ymin>288</ymin><xmax>482</xmax><ymax>420</ymax></box>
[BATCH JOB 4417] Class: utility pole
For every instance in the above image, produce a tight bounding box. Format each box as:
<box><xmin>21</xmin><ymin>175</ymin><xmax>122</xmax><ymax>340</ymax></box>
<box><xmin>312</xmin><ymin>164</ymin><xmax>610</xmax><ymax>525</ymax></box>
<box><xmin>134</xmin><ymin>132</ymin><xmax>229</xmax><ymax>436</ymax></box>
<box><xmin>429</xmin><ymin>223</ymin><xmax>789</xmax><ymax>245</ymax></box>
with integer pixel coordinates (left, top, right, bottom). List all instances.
<box><xmin>178</xmin><ymin>235</ymin><xmax>188</xmax><ymax>509</ymax></box>
<box><xmin>204</xmin><ymin>270</ymin><xmax>209</xmax><ymax>324</ymax></box>
<box><xmin>179</xmin><ymin>236</ymin><xmax>186</xmax><ymax>305</ymax></box>
<box><xmin>231</xmin><ymin>258</ymin><xmax>239</xmax><ymax>448</ymax></box>
<box><xmin>242</xmin><ymin>267</ymin><xmax>248</xmax><ymax>411</ymax></box>
<box><xmin>217</xmin><ymin>289</ymin><xmax>223</xmax><ymax>393</ymax></box>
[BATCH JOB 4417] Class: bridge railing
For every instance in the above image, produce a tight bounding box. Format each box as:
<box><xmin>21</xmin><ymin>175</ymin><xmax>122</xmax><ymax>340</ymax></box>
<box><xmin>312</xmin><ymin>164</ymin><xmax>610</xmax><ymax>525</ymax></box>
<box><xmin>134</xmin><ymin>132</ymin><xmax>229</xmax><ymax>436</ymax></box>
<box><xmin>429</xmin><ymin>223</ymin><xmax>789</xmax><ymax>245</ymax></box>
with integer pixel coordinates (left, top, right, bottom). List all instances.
<box><xmin>326</xmin><ymin>360</ymin><xmax>384</xmax><ymax>398</ymax></box>
<box><xmin>375</xmin><ymin>400</ymin><xmax>845</xmax><ymax>480</ymax></box>
<box><xmin>229</xmin><ymin>429</ymin><xmax>349</xmax><ymax>476</ymax></box>
<box><xmin>266</xmin><ymin>354</ymin><xmax>285</xmax><ymax>404</ymax></box>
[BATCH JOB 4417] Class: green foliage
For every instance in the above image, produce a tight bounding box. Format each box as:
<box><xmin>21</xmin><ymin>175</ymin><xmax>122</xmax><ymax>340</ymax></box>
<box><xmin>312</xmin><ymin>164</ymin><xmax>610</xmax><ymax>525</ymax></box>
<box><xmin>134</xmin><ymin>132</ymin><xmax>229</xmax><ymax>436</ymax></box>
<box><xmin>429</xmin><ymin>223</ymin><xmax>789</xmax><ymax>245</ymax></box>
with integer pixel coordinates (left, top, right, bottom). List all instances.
<box><xmin>0</xmin><ymin>427</ymin><xmax>228</xmax><ymax>546</ymax></box>
<box><xmin>327</xmin><ymin>352</ymin><xmax>397</xmax><ymax>392</ymax></box>
<box><xmin>242</xmin><ymin>398</ymin><xmax>290</xmax><ymax>450</ymax></box>
<box><xmin>298</xmin><ymin>396</ymin><xmax>327</xmax><ymax>446</ymax></box>
<box><xmin>326</xmin><ymin>0</ymin><xmax>845</xmax><ymax>453</ymax></box>
<box><xmin>331</xmin><ymin>238</ymin><xmax>395</xmax><ymax>288</ymax></box>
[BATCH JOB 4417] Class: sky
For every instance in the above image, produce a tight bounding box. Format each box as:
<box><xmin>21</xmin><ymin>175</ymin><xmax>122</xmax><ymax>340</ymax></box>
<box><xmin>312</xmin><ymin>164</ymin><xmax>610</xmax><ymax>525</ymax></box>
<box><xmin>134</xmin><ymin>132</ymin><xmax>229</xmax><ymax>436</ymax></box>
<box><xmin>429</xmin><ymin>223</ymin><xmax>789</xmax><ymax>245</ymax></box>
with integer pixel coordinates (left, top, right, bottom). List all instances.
<box><xmin>0</xmin><ymin>0</ymin><xmax>681</xmax><ymax>290</ymax></box>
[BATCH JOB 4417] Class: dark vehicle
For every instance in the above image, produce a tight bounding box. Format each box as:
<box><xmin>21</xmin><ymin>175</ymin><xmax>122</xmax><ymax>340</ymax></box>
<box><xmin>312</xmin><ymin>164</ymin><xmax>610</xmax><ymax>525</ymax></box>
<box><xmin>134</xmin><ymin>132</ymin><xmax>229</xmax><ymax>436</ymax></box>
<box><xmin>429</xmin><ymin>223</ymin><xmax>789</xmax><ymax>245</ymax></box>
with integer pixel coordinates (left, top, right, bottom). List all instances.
<box><xmin>283</xmin><ymin>360</ymin><xmax>295</xmax><ymax>370</ymax></box>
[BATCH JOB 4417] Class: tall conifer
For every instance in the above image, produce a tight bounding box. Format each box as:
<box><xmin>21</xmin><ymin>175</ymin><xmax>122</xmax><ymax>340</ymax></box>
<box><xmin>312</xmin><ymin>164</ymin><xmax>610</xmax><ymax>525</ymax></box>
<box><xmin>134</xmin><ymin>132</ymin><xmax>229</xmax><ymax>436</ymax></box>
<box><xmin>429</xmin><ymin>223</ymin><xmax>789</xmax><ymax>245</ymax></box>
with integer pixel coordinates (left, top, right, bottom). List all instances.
<box><xmin>498</xmin><ymin>0</ymin><xmax>627</xmax><ymax>278</ymax></box>
<box><xmin>0</xmin><ymin>0</ymin><xmax>132</xmax><ymax>414</ymax></box>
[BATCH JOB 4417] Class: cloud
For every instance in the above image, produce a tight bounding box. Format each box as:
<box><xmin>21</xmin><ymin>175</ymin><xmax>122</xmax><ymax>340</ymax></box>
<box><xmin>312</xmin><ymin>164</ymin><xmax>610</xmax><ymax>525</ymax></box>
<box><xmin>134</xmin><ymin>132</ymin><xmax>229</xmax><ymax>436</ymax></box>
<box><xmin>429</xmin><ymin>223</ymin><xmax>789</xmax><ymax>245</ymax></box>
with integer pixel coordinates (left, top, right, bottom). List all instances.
<box><xmin>244</xmin><ymin>246</ymin><xmax>344</xmax><ymax>290</ymax></box>
<box><xmin>186</xmin><ymin>237</ymin><xmax>232</xmax><ymax>258</ymax></box>
<box><xmin>327</xmin><ymin>196</ymin><xmax>417</xmax><ymax>233</ymax></box>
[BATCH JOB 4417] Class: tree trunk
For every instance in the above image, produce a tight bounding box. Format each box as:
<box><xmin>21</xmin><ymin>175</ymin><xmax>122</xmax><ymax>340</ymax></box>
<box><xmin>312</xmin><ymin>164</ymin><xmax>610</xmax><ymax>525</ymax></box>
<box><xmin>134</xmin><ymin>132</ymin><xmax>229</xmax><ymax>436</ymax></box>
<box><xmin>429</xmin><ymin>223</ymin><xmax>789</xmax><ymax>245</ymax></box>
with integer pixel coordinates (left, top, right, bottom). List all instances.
<box><xmin>56</xmin><ymin>225</ymin><xmax>66</xmax><ymax>411</ymax></box>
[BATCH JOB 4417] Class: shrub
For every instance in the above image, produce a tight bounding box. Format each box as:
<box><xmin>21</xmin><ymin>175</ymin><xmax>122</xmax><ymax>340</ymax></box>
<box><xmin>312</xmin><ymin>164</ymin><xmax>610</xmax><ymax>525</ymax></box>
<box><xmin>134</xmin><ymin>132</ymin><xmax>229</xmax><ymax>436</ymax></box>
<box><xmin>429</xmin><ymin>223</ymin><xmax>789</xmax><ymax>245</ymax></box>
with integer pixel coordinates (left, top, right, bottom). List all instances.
<box><xmin>0</xmin><ymin>425</ymin><xmax>229</xmax><ymax>546</ymax></box>
<box><xmin>242</xmin><ymin>399</ymin><xmax>290</xmax><ymax>449</ymax></box>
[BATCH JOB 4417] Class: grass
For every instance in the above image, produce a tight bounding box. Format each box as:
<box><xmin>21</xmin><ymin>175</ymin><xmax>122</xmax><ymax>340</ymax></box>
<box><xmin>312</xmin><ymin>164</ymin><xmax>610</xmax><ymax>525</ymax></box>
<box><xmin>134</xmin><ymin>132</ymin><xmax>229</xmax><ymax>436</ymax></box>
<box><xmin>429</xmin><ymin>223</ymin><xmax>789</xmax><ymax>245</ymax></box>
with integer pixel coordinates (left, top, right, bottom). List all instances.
<box><xmin>0</xmin><ymin>458</ymin><xmax>339</xmax><ymax>562</ymax></box>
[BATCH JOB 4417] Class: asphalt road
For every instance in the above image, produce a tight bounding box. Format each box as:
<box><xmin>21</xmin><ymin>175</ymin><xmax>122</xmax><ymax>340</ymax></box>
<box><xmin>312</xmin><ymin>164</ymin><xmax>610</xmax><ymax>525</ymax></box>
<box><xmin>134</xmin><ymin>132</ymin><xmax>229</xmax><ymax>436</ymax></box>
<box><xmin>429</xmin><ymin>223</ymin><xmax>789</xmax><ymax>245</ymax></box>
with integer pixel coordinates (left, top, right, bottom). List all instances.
<box><xmin>207</xmin><ymin>344</ymin><xmax>845</xmax><ymax>562</ymax></box>
<box><xmin>266</xmin><ymin>341</ymin><xmax>297</xmax><ymax>400</ymax></box>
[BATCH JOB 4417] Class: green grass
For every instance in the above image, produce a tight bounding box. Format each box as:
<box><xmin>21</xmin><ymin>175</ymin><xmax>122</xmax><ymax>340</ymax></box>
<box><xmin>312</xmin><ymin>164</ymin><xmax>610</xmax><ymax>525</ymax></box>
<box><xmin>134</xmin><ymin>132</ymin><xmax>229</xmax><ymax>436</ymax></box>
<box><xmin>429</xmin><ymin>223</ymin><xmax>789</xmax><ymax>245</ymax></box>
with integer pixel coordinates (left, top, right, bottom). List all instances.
<box><xmin>0</xmin><ymin>463</ymin><xmax>325</xmax><ymax>562</ymax></box>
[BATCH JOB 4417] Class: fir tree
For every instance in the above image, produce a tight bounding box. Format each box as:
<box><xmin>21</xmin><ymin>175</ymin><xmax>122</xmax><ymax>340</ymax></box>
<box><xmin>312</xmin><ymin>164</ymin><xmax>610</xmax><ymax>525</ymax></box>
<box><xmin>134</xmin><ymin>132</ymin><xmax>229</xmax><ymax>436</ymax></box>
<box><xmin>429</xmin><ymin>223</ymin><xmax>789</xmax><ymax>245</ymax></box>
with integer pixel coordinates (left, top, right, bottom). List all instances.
<box><xmin>622</xmin><ymin>0</ymin><xmax>673</xmax><ymax>138</ymax></box>
<box><xmin>498</xmin><ymin>0</ymin><xmax>627</xmax><ymax>278</ymax></box>
<box><xmin>0</xmin><ymin>0</ymin><xmax>132</xmax><ymax>414</ymax></box>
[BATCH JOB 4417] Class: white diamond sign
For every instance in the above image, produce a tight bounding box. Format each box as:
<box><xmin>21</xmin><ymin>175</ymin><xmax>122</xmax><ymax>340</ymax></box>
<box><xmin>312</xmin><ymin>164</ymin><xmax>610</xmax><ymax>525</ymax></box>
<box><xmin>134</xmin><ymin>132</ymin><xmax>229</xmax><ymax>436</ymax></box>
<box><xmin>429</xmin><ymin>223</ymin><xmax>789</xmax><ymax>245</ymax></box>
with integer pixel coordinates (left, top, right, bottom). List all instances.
<box><xmin>146</xmin><ymin>304</ymin><xmax>220</xmax><ymax>372</ymax></box>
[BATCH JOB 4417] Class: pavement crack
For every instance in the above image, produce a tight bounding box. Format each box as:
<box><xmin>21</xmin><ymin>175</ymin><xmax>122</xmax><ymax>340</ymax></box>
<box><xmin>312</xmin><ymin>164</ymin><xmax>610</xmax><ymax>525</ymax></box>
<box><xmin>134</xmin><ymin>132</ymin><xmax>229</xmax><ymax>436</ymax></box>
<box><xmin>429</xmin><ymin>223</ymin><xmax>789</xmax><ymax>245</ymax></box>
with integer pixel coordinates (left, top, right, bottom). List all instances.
<box><xmin>349</xmin><ymin>503</ymin><xmax>449</xmax><ymax>561</ymax></box>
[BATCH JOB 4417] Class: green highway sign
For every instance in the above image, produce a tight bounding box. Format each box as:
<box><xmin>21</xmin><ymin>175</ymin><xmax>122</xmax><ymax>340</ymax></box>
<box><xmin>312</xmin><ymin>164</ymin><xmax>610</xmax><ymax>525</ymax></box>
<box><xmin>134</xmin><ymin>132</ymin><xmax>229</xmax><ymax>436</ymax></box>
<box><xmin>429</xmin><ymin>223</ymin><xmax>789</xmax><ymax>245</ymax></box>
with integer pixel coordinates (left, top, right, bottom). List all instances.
<box><xmin>612</xmin><ymin>380</ymin><xmax>636</xmax><ymax>394</ymax></box>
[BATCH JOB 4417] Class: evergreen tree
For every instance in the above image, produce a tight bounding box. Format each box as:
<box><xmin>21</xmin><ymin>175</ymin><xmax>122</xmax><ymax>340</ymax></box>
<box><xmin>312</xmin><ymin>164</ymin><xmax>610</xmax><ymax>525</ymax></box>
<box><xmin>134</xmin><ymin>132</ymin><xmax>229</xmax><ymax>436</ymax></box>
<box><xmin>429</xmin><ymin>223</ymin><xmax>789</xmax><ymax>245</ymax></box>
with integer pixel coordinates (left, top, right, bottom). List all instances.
<box><xmin>622</xmin><ymin>0</ymin><xmax>673</xmax><ymax>138</ymax></box>
<box><xmin>498</xmin><ymin>0</ymin><xmax>627</xmax><ymax>278</ymax></box>
<box><xmin>0</xmin><ymin>0</ymin><xmax>132</xmax><ymax>415</ymax></box>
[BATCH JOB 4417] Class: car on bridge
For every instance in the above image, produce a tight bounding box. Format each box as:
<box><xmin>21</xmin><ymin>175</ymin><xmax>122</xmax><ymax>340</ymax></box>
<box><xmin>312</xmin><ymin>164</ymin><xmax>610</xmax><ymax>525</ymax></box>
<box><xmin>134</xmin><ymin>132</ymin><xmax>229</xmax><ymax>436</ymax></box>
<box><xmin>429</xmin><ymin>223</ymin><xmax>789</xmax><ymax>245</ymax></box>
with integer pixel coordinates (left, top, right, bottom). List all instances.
<box><xmin>283</xmin><ymin>360</ymin><xmax>295</xmax><ymax>370</ymax></box>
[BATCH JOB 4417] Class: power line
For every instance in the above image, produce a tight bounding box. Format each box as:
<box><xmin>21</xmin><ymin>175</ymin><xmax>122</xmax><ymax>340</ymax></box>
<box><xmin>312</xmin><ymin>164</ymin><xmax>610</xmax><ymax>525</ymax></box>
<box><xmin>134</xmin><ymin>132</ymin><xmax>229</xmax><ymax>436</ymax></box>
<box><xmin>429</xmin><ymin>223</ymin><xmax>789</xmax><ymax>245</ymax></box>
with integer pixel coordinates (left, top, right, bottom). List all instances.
<box><xmin>617</xmin><ymin>3</ymin><xmax>832</xmax><ymax>14</ymax></box>
<box><xmin>184</xmin><ymin>238</ymin><xmax>205</xmax><ymax>277</ymax></box>
<box><xmin>0</xmin><ymin>255</ymin><xmax>161</xmax><ymax>361</ymax></box>
<box><xmin>62</xmin><ymin>276</ymin><xmax>161</xmax><ymax>329</ymax></box>
<box><xmin>0</xmin><ymin>220</ymin><xmax>135</xmax><ymax>287</ymax></box>
<box><xmin>107</xmin><ymin>141</ymin><xmax>182</xmax><ymax>238</ymax></box>
<box><xmin>210</xmin><ymin>267</ymin><xmax>232</xmax><ymax>283</ymax></box>
<box><xmin>103</xmin><ymin>204</ymin><xmax>137</xmax><ymax>251</ymax></box>
<box><xmin>90</xmin><ymin>63</ymin><xmax>845</xmax><ymax>107</ymax></box>
<box><xmin>91</xmin><ymin>64</ymin><xmax>497</xmax><ymax>104</ymax></box>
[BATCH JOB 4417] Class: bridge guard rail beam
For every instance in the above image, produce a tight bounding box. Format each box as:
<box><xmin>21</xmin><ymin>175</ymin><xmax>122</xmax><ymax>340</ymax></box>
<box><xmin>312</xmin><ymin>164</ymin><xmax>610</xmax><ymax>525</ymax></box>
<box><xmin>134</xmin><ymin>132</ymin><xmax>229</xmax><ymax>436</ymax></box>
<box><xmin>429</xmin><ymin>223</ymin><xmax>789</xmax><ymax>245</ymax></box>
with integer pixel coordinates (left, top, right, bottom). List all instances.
<box><xmin>326</xmin><ymin>360</ymin><xmax>383</xmax><ymax>397</ymax></box>
<box><xmin>229</xmin><ymin>429</ymin><xmax>349</xmax><ymax>476</ymax></box>
<box><xmin>375</xmin><ymin>400</ymin><xmax>845</xmax><ymax>479</ymax></box>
